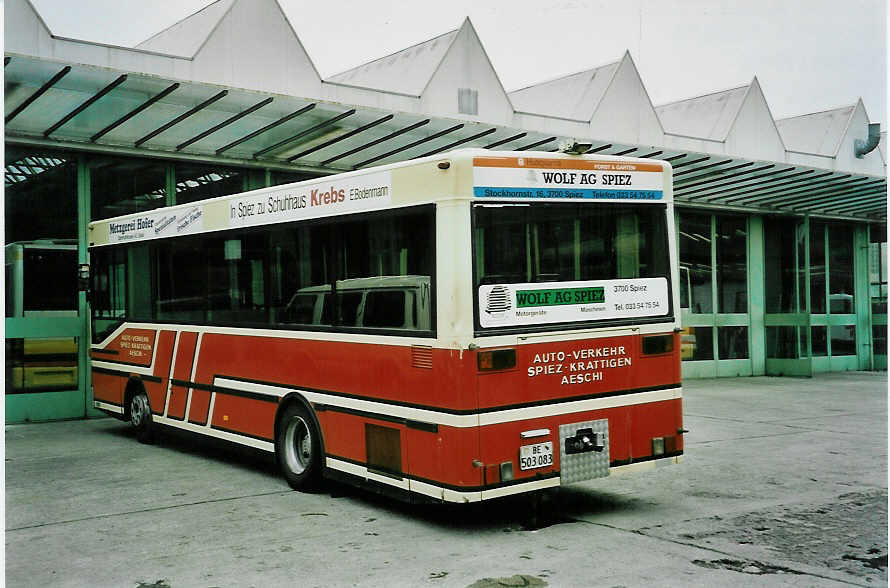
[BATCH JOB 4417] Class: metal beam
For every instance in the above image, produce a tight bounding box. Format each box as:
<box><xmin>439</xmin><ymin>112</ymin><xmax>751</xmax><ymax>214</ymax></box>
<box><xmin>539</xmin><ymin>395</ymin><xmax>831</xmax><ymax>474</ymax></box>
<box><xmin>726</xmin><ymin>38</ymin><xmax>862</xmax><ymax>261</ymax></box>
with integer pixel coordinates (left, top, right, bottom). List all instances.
<box><xmin>484</xmin><ymin>132</ymin><xmax>527</xmax><ymax>149</ymax></box>
<box><xmin>611</xmin><ymin>147</ymin><xmax>638</xmax><ymax>156</ymax></box>
<box><xmin>418</xmin><ymin>127</ymin><xmax>497</xmax><ymax>157</ymax></box>
<box><xmin>756</xmin><ymin>176</ymin><xmax>870</xmax><ymax>206</ymax></box>
<box><xmin>683</xmin><ymin>166</ymin><xmax>799</xmax><ymax>200</ymax></box>
<box><xmin>676</xmin><ymin>160</ymin><xmax>751</xmax><ymax>183</ymax></box>
<box><xmin>584</xmin><ymin>144</ymin><xmax>613</xmax><ymax>154</ymax></box>
<box><xmin>671</xmin><ymin>155</ymin><xmax>710</xmax><ymax>170</ymax></box>
<box><xmin>6</xmin><ymin>66</ymin><xmax>71</xmax><ymax>123</ymax></box>
<box><xmin>176</xmin><ymin>97</ymin><xmax>273</xmax><ymax>151</ymax></box>
<box><xmin>354</xmin><ymin>123</ymin><xmax>464</xmax><ymax>168</ymax></box>
<box><xmin>720</xmin><ymin>170</ymin><xmax>834</xmax><ymax>204</ymax></box>
<box><xmin>775</xmin><ymin>181</ymin><xmax>886</xmax><ymax>209</ymax></box>
<box><xmin>44</xmin><ymin>74</ymin><xmax>128</xmax><ymax>138</ymax></box>
<box><xmin>663</xmin><ymin>154</ymin><xmax>688</xmax><ymax>162</ymax></box>
<box><xmin>676</xmin><ymin>164</ymin><xmax>777</xmax><ymax>195</ymax></box>
<box><xmin>638</xmin><ymin>150</ymin><xmax>663</xmax><ymax>159</ymax></box>
<box><xmin>288</xmin><ymin>114</ymin><xmax>394</xmax><ymax>161</ymax></box>
<box><xmin>91</xmin><ymin>82</ymin><xmax>180</xmax><ymax>142</ymax></box>
<box><xmin>516</xmin><ymin>136</ymin><xmax>556</xmax><ymax>151</ymax></box>
<box><xmin>696</xmin><ymin>168</ymin><xmax>817</xmax><ymax>202</ymax></box>
<box><xmin>322</xmin><ymin>119</ymin><xmax>430</xmax><ymax>166</ymax></box>
<box><xmin>803</xmin><ymin>191</ymin><xmax>888</xmax><ymax>214</ymax></box>
<box><xmin>253</xmin><ymin>109</ymin><xmax>356</xmax><ymax>158</ymax></box>
<box><xmin>135</xmin><ymin>90</ymin><xmax>228</xmax><ymax>147</ymax></box>
<box><xmin>674</xmin><ymin>158</ymin><xmax>735</xmax><ymax>178</ymax></box>
<box><xmin>216</xmin><ymin>103</ymin><xmax>315</xmax><ymax>155</ymax></box>
<box><xmin>728</xmin><ymin>173</ymin><xmax>848</xmax><ymax>205</ymax></box>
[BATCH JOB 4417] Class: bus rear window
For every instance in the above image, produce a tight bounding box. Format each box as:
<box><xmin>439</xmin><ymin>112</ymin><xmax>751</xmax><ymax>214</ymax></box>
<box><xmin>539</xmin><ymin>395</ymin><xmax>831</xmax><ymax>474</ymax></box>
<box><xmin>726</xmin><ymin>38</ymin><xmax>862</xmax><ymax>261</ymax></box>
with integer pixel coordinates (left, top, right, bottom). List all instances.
<box><xmin>473</xmin><ymin>202</ymin><xmax>671</xmax><ymax>328</ymax></box>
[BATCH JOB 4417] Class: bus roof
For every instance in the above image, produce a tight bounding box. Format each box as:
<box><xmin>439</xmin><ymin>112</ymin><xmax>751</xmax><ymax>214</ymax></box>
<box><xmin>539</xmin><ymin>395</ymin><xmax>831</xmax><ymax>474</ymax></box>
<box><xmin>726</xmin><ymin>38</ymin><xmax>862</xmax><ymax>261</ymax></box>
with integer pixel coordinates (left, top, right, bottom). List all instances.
<box><xmin>89</xmin><ymin>149</ymin><xmax>672</xmax><ymax>248</ymax></box>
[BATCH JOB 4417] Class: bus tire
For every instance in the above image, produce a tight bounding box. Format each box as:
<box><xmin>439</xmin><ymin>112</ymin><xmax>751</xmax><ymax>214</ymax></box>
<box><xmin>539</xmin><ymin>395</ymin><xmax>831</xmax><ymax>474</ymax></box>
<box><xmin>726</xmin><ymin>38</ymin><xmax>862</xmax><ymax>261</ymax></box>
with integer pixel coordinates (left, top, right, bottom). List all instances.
<box><xmin>128</xmin><ymin>387</ymin><xmax>154</xmax><ymax>444</ymax></box>
<box><xmin>276</xmin><ymin>403</ymin><xmax>321</xmax><ymax>490</ymax></box>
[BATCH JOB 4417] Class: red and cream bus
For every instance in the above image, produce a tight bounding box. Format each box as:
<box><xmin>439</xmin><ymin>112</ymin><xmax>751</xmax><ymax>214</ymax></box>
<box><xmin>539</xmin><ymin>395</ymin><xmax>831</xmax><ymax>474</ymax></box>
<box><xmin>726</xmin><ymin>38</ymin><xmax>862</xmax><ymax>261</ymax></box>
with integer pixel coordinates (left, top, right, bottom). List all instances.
<box><xmin>89</xmin><ymin>149</ymin><xmax>683</xmax><ymax>503</ymax></box>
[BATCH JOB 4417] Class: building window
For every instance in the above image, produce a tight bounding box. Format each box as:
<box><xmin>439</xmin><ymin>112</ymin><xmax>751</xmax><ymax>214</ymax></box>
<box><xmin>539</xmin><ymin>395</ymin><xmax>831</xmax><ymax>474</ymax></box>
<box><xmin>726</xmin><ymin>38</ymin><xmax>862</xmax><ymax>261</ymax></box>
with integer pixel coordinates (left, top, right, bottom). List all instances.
<box><xmin>458</xmin><ymin>88</ymin><xmax>478</xmax><ymax>115</ymax></box>
<box><xmin>869</xmin><ymin>237</ymin><xmax>887</xmax><ymax>315</ymax></box>
<box><xmin>5</xmin><ymin>147</ymin><xmax>77</xmax><ymax>243</ymax></box>
<box><xmin>765</xmin><ymin>218</ymin><xmax>805</xmax><ymax>313</ymax></box>
<box><xmin>828</xmin><ymin>225</ymin><xmax>855</xmax><ymax>314</ymax></box>
<box><xmin>718</xmin><ymin>326</ymin><xmax>749</xmax><ymax>359</ymax></box>
<box><xmin>89</xmin><ymin>155</ymin><xmax>167</xmax><ymax>220</ymax></box>
<box><xmin>716</xmin><ymin>216</ymin><xmax>747</xmax><ymax>313</ymax></box>
<box><xmin>679</xmin><ymin>213</ymin><xmax>713</xmax><ymax>313</ymax></box>
<box><xmin>810</xmin><ymin>221</ymin><xmax>827</xmax><ymax>313</ymax></box>
<box><xmin>174</xmin><ymin>163</ymin><xmax>245</xmax><ymax>204</ymax></box>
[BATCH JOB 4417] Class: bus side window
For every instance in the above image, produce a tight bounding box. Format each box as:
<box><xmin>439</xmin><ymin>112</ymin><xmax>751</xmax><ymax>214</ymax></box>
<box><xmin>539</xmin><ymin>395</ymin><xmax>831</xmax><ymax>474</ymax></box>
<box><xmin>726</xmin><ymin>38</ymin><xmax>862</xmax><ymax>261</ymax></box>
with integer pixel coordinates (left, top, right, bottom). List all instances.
<box><xmin>338</xmin><ymin>292</ymin><xmax>362</xmax><ymax>326</ymax></box>
<box><xmin>363</xmin><ymin>290</ymin><xmax>406</xmax><ymax>328</ymax></box>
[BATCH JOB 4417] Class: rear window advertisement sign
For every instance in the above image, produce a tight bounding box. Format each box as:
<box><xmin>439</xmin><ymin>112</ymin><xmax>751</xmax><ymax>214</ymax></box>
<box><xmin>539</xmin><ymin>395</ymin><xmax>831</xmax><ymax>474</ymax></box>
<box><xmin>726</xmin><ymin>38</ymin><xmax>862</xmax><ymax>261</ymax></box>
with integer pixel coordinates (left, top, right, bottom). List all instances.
<box><xmin>478</xmin><ymin>278</ymin><xmax>669</xmax><ymax>328</ymax></box>
<box><xmin>473</xmin><ymin>157</ymin><xmax>664</xmax><ymax>201</ymax></box>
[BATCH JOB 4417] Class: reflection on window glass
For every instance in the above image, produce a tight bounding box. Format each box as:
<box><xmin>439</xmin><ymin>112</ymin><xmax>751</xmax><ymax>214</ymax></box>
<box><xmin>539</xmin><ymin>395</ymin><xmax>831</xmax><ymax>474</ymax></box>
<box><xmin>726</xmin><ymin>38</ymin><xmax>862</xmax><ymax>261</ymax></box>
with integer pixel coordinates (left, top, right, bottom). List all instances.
<box><xmin>681</xmin><ymin>326</ymin><xmax>713</xmax><ymax>361</ymax></box>
<box><xmin>270</xmin><ymin>171</ymin><xmax>321</xmax><ymax>187</ymax></box>
<box><xmin>5</xmin><ymin>147</ymin><xmax>78</xmax><ymax>244</ymax></box>
<box><xmin>765</xmin><ymin>218</ymin><xmax>804</xmax><ymax>313</ymax></box>
<box><xmin>718</xmin><ymin>326</ymin><xmax>748</xmax><ymax>359</ymax></box>
<box><xmin>869</xmin><ymin>241</ymin><xmax>887</xmax><ymax>314</ymax></box>
<box><xmin>474</xmin><ymin>203</ymin><xmax>669</xmax><ymax>286</ymax></box>
<box><xmin>830</xmin><ymin>325</ymin><xmax>856</xmax><ymax>355</ymax></box>
<box><xmin>829</xmin><ymin>225</ymin><xmax>855</xmax><ymax>314</ymax></box>
<box><xmin>766</xmin><ymin>326</ymin><xmax>807</xmax><ymax>359</ymax></box>
<box><xmin>810</xmin><ymin>222</ymin><xmax>826</xmax><ymax>313</ymax></box>
<box><xmin>716</xmin><ymin>216</ymin><xmax>746</xmax><ymax>313</ymax></box>
<box><xmin>811</xmin><ymin>326</ymin><xmax>827</xmax><ymax>356</ymax></box>
<box><xmin>5</xmin><ymin>337</ymin><xmax>78</xmax><ymax>393</ymax></box>
<box><xmin>89</xmin><ymin>155</ymin><xmax>167</xmax><ymax>220</ymax></box>
<box><xmin>6</xmin><ymin>242</ymin><xmax>78</xmax><ymax>317</ymax></box>
<box><xmin>93</xmin><ymin>206</ymin><xmax>435</xmax><ymax>334</ymax></box>
<box><xmin>175</xmin><ymin>163</ymin><xmax>244</xmax><ymax>204</ymax></box>
<box><xmin>679</xmin><ymin>214</ymin><xmax>712</xmax><ymax>313</ymax></box>
<box><xmin>872</xmin><ymin>325</ymin><xmax>887</xmax><ymax>355</ymax></box>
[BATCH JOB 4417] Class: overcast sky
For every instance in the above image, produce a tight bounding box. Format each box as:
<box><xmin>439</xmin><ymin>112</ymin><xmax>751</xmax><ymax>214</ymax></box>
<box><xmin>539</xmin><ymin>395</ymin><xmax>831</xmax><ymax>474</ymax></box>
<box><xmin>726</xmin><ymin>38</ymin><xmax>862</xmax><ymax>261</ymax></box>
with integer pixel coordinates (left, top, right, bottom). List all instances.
<box><xmin>28</xmin><ymin>0</ymin><xmax>888</xmax><ymax>122</ymax></box>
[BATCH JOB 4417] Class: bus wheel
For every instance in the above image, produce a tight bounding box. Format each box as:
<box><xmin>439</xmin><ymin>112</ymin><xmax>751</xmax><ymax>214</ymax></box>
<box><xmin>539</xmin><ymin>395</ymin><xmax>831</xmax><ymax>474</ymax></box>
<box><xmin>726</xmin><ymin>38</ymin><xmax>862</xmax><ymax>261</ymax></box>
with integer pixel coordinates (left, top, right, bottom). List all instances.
<box><xmin>276</xmin><ymin>404</ymin><xmax>321</xmax><ymax>490</ymax></box>
<box><xmin>129</xmin><ymin>390</ymin><xmax>154</xmax><ymax>444</ymax></box>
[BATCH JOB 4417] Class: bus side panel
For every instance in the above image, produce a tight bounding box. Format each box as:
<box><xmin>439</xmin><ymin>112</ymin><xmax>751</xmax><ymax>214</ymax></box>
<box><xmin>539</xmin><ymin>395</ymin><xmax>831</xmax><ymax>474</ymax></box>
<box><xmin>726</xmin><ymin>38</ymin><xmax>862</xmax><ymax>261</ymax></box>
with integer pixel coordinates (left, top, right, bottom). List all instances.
<box><xmin>167</xmin><ymin>331</ymin><xmax>198</xmax><ymax>420</ymax></box>
<box><xmin>405</xmin><ymin>425</ymin><xmax>482</xmax><ymax>490</ymax></box>
<box><xmin>146</xmin><ymin>330</ymin><xmax>176</xmax><ymax>415</ymax></box>
<box><xmin>92</xmin><ymin>371</ymin><xmax>123</xmax><ymax>407</ymax></box>
<box><xmin>210</xmin><ymin>394</ymin><xmax>277</xmax><ymax>440</ymax></box>
<box><xmin>192</xmin><ymin>334</ymin><xmax>475</xmax><ymax>412</ymax></box>
<box><xmin>188</xmin><ymin>389</ymin><xmax>212</xmax><ymax>425</ymax></box>
<box><xmin>627</xmin><ymin>399</ymin><xmax>684</xmax><ymax>460</ymax></box>
<box><xmin>101</xmin><ymin>328</ymin><xmax>158</xmax><ymax>367</ymax></box>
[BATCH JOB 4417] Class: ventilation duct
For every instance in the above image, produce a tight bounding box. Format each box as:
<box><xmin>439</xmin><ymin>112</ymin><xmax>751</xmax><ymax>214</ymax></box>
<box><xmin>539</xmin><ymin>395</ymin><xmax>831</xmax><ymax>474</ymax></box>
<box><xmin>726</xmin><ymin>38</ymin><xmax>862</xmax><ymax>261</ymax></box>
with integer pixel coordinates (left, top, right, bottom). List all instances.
<box><xmin>854</xmin><ymin>122</ymin><xmax>881</xmax><ymax>158</ymax></box>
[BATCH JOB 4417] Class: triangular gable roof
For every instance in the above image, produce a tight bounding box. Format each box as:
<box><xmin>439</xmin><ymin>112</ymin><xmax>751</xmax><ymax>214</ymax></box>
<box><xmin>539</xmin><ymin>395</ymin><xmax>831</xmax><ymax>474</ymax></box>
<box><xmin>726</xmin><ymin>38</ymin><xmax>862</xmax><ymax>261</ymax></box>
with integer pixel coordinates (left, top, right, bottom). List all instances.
<box><xmin>656</xmin><ymin>84</ymin><xmax>749</xmax><ymax>141</ymax></box>
<box><xmin>327</xmin><ymin>29</ymin><xmax>460</xmax><ymax>96</ymax></box>
<box><xmin>136</xmin><ymin>0</ymin><xmax>236</xmax><ymax>56</ymax></box>
<box><xmin>776</xmin><ymin>103</ymin><xmax>857</xmax><ymax>157</ymax></box>
<box><xmin>508</xmin><ymin>60</ymin><xmax>620</xmax><ymax>120</ymax></box>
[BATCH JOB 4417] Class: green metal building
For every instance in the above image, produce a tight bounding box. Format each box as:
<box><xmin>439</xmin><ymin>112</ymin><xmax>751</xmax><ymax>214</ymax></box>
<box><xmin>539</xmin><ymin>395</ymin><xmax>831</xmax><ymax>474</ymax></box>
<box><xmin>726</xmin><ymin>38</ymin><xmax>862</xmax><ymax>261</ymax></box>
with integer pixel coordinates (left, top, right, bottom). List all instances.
<box><xmin>4</xmin><ymin>0</ymin><xmax>886</xmax><ymax>423</ymax></box>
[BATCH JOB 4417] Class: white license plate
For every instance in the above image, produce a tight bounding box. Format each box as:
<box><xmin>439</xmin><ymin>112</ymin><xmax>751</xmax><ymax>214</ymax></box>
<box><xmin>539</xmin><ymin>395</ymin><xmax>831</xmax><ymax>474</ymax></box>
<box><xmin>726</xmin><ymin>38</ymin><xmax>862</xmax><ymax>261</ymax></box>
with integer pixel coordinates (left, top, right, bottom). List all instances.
<box><xmin>519</xmin><ymin>441</ymin><xmax>554</xmax><ymax>471</ymax></box>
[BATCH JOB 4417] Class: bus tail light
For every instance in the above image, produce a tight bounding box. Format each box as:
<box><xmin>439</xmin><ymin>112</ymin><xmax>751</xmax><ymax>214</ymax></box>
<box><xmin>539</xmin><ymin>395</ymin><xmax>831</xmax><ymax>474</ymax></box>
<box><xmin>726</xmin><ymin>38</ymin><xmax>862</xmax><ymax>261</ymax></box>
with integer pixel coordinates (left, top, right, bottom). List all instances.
<box><xmin>642</xmin><ymin>334</ymin><xmax>674</xmax><ymax>355</ymax></box>
<box><xmin>477</xmin><ymin>348</ymin><xmax>516</xmax><ymax>371</ymax></box>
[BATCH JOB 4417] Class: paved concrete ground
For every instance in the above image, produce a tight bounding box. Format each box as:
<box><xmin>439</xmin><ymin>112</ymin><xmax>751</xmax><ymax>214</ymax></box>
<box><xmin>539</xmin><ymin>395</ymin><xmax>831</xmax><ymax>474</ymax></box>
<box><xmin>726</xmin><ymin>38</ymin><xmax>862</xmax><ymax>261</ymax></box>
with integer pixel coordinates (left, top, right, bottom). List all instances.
<box><xmin>5</xmin><ymin>373</ymin><xmax>887</xmax><ymax>587</ymax></box>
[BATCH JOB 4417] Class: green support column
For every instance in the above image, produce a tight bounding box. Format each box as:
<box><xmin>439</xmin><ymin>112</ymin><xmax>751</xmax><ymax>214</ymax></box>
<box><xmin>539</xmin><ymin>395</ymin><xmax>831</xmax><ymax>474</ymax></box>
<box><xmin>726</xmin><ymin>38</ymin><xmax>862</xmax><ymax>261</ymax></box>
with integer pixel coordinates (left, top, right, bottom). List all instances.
<box><xmin>855</xmin><ymin>224</ymin><xmax>873</xmax><ymax>370</ymax></box>
<box><xmin>748</xmin><ymin>215</ymin><xmax>766</xmax><ymax>375</ymax></box>
<box><xmin>79</xmin><ymin>156</ymin><xmax>102</xmax><ymax>418</ymax></box>
<box><xmin>166</xmin><ymin>164</ymin><xmax>176</xmax><ymax>207</ymax></box>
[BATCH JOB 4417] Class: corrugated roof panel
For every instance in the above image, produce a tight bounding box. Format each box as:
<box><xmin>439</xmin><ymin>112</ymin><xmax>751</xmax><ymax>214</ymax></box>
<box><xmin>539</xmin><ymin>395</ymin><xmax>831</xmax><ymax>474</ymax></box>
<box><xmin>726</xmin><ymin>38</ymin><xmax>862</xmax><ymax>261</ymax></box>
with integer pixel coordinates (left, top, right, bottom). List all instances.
<box><xmin>656</xmin><ymin>85</ymin><xmax>748</xmax><ymax>141</ymax></box>
<box><xmin>326</xmin><ymin>30</ymin><xmax>459</xmax><ymax>96</ymax></box>
<box><xmin>775</xmin><ymin>105</ymin><xmax>855</xmax><ymax>156</ymax></box>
